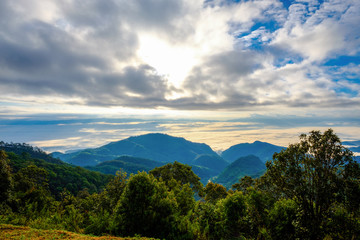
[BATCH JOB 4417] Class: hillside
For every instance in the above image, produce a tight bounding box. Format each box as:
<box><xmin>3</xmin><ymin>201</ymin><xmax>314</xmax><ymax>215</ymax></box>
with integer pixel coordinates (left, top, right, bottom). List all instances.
<box><xmin>4</xmin><ymin>149</ymin><xmax>113</xmax><ymax>199</ymax></box>
<box><xmin>85</xmin><ymin>155</ymin><xmax>219</xmax><ymax>185</ymax></box>
<box><xmin>221</xmin><ymin>140</ymin><xmax>284</xmax><ymax>163</ymax></box>
<box><xmin>192</xmin><ymin>154</ymin><xmax>229</xmax><ymax>174</ymax></box>
<box><xmin>85</xmin><ymin>156</ymin><xmax>164</xmax><ymax>175</ymax></box>
<box><xmin>1</xmin><ymin>141</ymin><xmax>64</xmax><ymax>165</ymax></box>
<box><xmin>0</xmin><ymin>224</ymin><xmax>157</xmax><ymax>240</ymax></box>
<box><xmin>215</xmin><ymin>155</ymin><xmax>266</xmax><ymax>188</ymax></box>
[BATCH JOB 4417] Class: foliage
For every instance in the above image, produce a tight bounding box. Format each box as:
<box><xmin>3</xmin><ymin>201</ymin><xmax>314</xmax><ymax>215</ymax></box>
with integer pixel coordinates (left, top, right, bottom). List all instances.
<box><xmin>114</xmin><ymin>172</ymin><xmax>178</xmax><ymax>239</ymax></box>
<box><xmin>0</xmin><ymin>141</ymin><xmax>63</xmax><ymax>164</ymax></box>
<box><xmin>0</xmin><ymin>150</ymin><xmax>13</xmax><ymax>203</ymax></box>
<box><xmin>232</xmin><ymin>175</ymin><xmax>255</xmax><ymax>193</ymax></box>
<box><xmin>85</xmin><ymin>156</ymin><xmax>163</xmax><ymax>175</ymax></box>
<box><xmin>222</xmin><ymin>191</ymin><xmax>247</xmax><ymax>239</ymax></box>
<box><xmin>267</xmin><ymin>198</ymin><xmax>298</xmax><ymax>239</ymax></box>
<box><xmin>204</xmin><ymin>182</ymin><xmax>228</xmax><ymax>203</ymax></box>
<box><xmin>265</xmin><ymin>129</ymin><xmax>358</xmax><ymax>239</ymax></box>
<box><xmin>7</xmin><ymin>151</ymin><xmax>113</xmax><ymax>199</ymax></box>
<box><xmin>150</xmin><ymin>161</ymin><xmax>203</xmax><ymax>195</ymax></box>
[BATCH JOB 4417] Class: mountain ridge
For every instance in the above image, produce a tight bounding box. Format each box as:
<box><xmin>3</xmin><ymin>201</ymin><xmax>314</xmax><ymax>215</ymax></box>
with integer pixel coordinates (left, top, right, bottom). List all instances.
<box><xmin>221</xmin><ymin>140</ymin><xmax>284</xmax><ymax>163</ymax></box>
<box><xmin>215</xmin><ymin>155</ymin><xmax>266</xmax><ymax>188</ymax></box>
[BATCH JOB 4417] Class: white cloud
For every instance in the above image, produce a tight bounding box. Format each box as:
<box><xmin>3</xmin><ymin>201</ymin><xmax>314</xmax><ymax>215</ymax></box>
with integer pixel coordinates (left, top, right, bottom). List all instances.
<box><xmin>272</xmin><ymin>0</ymin><xmax>360</xmax><ymax>61</ymax></box>
<box><xmin>0</xmin><ymin>0</ymin><xmax>359</xmax><ymax>113</ymax></box>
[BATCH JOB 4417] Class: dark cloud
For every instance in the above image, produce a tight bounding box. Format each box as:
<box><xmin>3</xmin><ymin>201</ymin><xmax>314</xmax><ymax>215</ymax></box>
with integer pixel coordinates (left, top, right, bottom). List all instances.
<box><xmin>0</xmin><ymin>0</ymin><xmax>359</xmax><ymax>111</ymax></box>
<box><xmin>0</xmin><ymin>0</ymin><xmax>194</xmax><ymax>109</ymax></box>
<box><xmin>178</xmin><ymin>50</ymin><xmax>263</xmax><ymax>109</ymax></box>
<box><xmin>58</xmin><ymin>0</ymin><xmax>193</xmax><ymax>44</ymax></box>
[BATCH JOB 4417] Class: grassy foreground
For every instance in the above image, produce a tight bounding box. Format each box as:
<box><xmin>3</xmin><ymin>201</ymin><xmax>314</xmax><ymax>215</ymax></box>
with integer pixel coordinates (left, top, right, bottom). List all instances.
<box><xmin>0</xmin><ymin>224</ymin><xmax>158</xmax><ymax>240</ymax></box>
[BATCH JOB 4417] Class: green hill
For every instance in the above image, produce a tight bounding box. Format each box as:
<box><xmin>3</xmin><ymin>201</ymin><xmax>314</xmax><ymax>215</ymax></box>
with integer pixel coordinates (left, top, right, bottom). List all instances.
<box><xmin>1</xmin><ymin>141</ymin><xmax>64</xmax><ymax>165</ymax></box>
<box><xmin>85</xmin><ymin>155</ymin><xmax>219</xmax><ymax>185</ymax></box>
<box><xmin>215</xmin><ymin>155</ymin><xmax>266</xmax><ymax>188</ymax></box>
<box><xmin>85</xmin><ymin>156</ymin><xmax>164</xmax><ymax>175</ymax></box>
<box><xmin>2</xmin><ymin>142</ymin><xmax>113</xmax><ymax>199</ymax></box>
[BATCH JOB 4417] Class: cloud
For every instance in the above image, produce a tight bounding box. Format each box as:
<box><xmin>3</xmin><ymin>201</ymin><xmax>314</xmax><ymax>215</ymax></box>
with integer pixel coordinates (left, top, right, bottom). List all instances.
<box><xmin>2</xmin><ymin>113</ymin><xmax>358</xmax><ymax>152</ymax></box>
<box><xmin>271</xmin><ymin>0</ymin><xmax>360</xmax><ymax>62</ymax></box>
<box><xmin>0</xmin><ymin>0</ymin><xmax>359</xmax><ymax>112</ymax></box>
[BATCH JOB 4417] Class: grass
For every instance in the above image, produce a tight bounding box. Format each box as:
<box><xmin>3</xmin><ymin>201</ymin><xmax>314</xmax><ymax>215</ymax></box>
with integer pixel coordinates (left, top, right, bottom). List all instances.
<box><xmin>0</xmin><ymin>224</ymin><xmax>158</xmax><ymax>240</ymax></box>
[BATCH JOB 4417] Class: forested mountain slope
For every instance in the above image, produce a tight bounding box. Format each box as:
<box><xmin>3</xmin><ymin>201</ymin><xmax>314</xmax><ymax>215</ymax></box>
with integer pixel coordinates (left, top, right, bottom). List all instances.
<box><xmin>221</xmin><ymin>140</ymin><xmax>284</xmax><ymax>163</ymax></box>
<box><xmin>215</xmin><ymin>155</ymin><xmax>266</xmax><ymax>188</ymax></box>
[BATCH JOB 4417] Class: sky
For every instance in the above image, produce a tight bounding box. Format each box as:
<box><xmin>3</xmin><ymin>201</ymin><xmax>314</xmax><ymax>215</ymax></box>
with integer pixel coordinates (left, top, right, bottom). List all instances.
<box><xmin>0</xmin><ymin>0</ymin><xmax>360</xmax><ymax>153</ymax></box>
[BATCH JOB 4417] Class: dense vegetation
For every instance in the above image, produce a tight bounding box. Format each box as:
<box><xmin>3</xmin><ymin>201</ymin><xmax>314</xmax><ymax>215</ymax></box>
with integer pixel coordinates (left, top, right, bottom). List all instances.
<box><xmin>85</xmin><ymin>156</ymin><xmax>163</xmax><ymax>175</ymax></box>
<box><xmin>0</xmin><ymin>147</ymin><xmax>113</xmax><ymax>199</ymax></box>
<box><xmin>1</xmin><ymin>129</ymin><xmax>359</xmax><ymax>239</ymax></box>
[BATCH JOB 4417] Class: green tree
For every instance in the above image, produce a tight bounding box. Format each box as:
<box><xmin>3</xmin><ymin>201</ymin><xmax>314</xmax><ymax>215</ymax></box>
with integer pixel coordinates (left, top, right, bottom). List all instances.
<box><xmin>245</xmin><ymin>188</ymin><xmax>275</xmax><ymax>239</ymax></box>
<box><xmin>265</xmin><ymin>129</ymin><xmax>356</xmax><ymax>239</ymax></box>
<box><xmin>150</xmin><ymin>161</ymin><xmax>203</xmax><ymax>195</ymax></box>
<box><xmin>268</xmin><ymin>198</ymin><xmax>298</xmax><ymax>240</ymax></box>
<box><xmin>0</xmin><ymin>150</ymin><xmax>12</xmax><ymax>203</ymax></box>
<box><xmin>104</xmin><ymin>170</ymin><xmax>127</xmax><ymax>212</ymax></box>
<box><xmin>13</xmin><ymin>164</ymin><xmax>52</xmax><ymax>212</ymax></box>
<box><xmin>171</xmin><ymin>180</ymin><xmax>195</xmax><ymax>215</ymax></box>
<box><xmin>223</xmin><ymin>191</ymin><xmax>247</xmax><ymax>239</ymax></box>
<box><xmin>114</xmin><ymin>172</ymin><xmax>178</xmax><ymax>239</ymax></box>
<box><xmin>232</xmin><ymin>175</ymin><xmax>255</xmax><ymax>193</ymax></box>
<box><xmin>204</xmin><ymin>181</ymin><xmax>228</xmax><ymax>203</ymax></box>
<box><xmin>191</xmin><ymin>201</ymin><xmax>225</xmax><ymax>240</ymax></box>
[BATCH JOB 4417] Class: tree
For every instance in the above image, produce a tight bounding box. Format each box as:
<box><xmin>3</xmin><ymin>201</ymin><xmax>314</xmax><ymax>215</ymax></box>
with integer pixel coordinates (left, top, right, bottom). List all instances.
<box><xmin>104</xmin><ymin>170</ymin><xmax>127</xmax><ymax>212</ymax></box>
<box><xmin>0</xmin><ymin>150</ymin><xmax>12</xmax><ymax>203</ymax></box>
<box><xmin>114</xmin><ymin>172</ymin><xmax>177</xmax><ymax>239</ymax></box>
<box><xmin>223</xmin><ymin>191</ymin><xmax>248</xmax><ymax>239</ymax></box>
<box><xmin>13</xmin><ymin>164</ymin><xmax>52</xmax><ymax>212</ymax></box>
<box><xmin>232</xmin><ymin>175</ymin><xmax>255</xmax><ymax>193</ymax></box>
<box><xmin>150</xmin><ymin>161</ymin><xmax>203</xmax><ymax>195</ymax></box>
<box><xmin>268</xmin><ymin>198</ymin><xmax>298</xmax><ymax>240</ymax></box>
<box><xmin>265</xmin><ymin>129</ymin><xmax>356</xmax><ymax>239</ymax></box>
<box><xmin>204</xmin><ymin>182</ymin><xmax>228</xmax><ymax>203</ymax></box>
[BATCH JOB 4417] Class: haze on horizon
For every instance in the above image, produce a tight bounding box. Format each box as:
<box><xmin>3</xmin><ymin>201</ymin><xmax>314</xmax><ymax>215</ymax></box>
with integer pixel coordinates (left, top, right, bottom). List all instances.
<box><xmin>0</xmin><ymin>0</ymin><xmax>359</xmax><ymax>152</ymax></box>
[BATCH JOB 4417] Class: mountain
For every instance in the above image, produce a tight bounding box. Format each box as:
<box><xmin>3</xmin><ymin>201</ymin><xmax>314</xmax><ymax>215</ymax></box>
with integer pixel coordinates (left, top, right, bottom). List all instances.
<box><xmin>1</xmin><ymin>141</ymin><xmax>64</xmax><ymax>165</ymax></box>
<box><xmin>221</xmin><ymin>140</ymin><xmax>284</xmax><ymax>163</ymax></box>
<box><xmin>85</xmin><ymin>156</ymin><xmax>164</xmax><ymax>175</ymax></box>
<box><xmin>193</xmin><ymin>154</ymin><xmax>229</xmax><ymax>174</ymax></box>
<box><xmin>215</xmin><ymin>155</ymin><xmax>266</xmax><ymax>188</ymax></box>
<box><xmin>4</xmin><ymin>148</ymin><xmax>113</xmax><ymax>199</ymax></box>
<box><xmin>55</xmin><ymin>133</ymin><xmax>223</xmax><ymax>167</ymax></box>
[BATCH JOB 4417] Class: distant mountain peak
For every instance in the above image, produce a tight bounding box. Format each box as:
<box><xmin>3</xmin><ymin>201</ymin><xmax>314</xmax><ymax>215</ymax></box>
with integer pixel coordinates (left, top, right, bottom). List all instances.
<box><xmin>222</xmin><ymin>141</ymin><xmax>285</xmax><ymax>163</ymax></box>
<box><xmin>215</xmin><ymin>154</ymin><xmax>266</xmax><ymax>188</ymax></box>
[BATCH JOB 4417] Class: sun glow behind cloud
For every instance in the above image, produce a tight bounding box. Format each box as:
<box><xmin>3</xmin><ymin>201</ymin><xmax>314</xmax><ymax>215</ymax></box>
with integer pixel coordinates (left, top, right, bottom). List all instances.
<box><xmin>137</xmin><ymin>35</ymin><xmax>197</xmax><ymax>88</ymax></box>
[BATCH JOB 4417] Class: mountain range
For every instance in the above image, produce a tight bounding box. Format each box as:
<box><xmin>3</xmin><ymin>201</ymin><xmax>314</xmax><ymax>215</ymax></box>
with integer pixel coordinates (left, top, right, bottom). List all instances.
<box><xmin>3</xmin><ymin>133</ymin><xmax>359</xmax><ymax>188</ymax></box>
<box><xmin>52</xmin><ymin>133</ymin><xmax>287</xmax><ymax>184</ymax></box>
